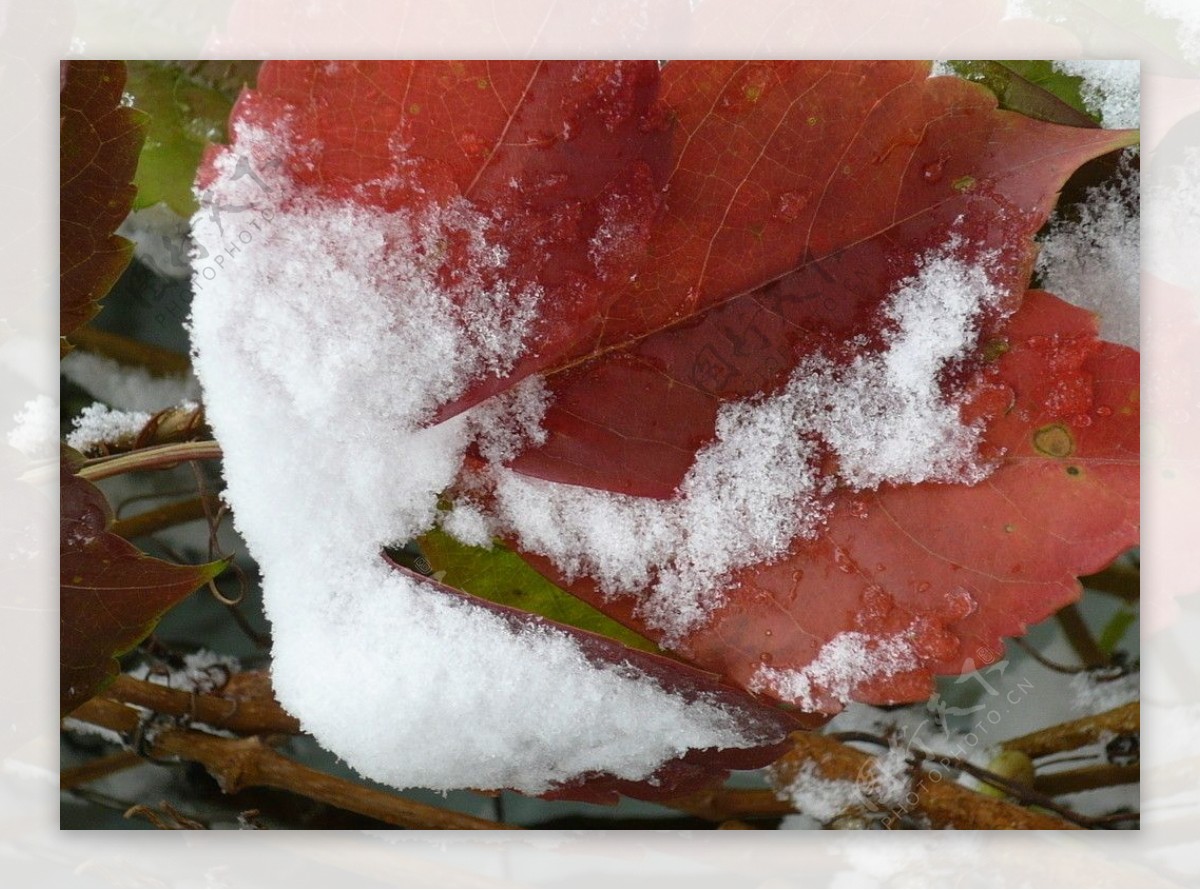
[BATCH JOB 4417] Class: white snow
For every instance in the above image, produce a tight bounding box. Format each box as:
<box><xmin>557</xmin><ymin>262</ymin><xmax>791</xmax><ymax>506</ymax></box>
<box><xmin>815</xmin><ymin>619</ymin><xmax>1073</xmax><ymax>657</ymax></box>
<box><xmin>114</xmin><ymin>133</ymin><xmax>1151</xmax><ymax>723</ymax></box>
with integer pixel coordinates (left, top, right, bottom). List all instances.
<box><xmin>778</xmin><ymin>762</ymin><xmax>864</xmax><ymax>823</ymax></box>
<box><xmin>1037</xmin><ymin>154</ymin><xmax>1139</xmax><ymax>348</ymax></box>
<box><xmin>773</xmin><ymin>744</ymin><xmax>910</xmax><ymax>824</ymax></box>
<box><xmin>7</xmin><ymin>394</ymin><xmax>57</xmax><ymax>460</ymax></box>
<box><xmin>488</xmin><ymin>244</ymin><xmax>1002</xmax><ymax>648</ymax></box>
<box><xmin>1052</xmin><ymin>60</ymin><xmax>1140</xmax><ymax>130</ymax></box>
<box><xmin>65</xmin><ymin>403</ymin><xmax>152</xmax><ymax>454</ymax></box>
<box><xmin>751</xmin><ymin>627</ymin><xmax>922</xmax><ymax>711</ymax></box>
<box><xmin>189</xmin><ymin>114</ymin><xmax>775</xmax><ymax>794</ymax></box>
<box><xmin>61</xmin><ymin>350</ymin><xmax>200</xmax><ymax>413</ymax></box>
<box><xmin>1069</xmin><ymin>668</ymin><xmax>1139</xmax><ymax>716</ymax></box>
<box><xmin>130</xmin><ymin>650</ymin><xmax>241</xmax><ymax>694</ymax></box>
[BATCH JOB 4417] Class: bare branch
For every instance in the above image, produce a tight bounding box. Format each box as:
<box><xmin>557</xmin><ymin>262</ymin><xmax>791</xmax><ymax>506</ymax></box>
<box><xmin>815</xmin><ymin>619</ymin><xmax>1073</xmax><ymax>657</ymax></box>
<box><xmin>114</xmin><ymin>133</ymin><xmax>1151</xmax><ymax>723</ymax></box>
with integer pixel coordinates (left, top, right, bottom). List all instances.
<box><xmin>110</xmin><ymin>495</ymin><xmax>221</xmax><ymax>539</ymax></box>
<box><xmin>65</xmin><ymin>698</ymin><xmax>518</xmax><ymax>830</ymax></box>
<box><xmin>1002</xmin><ymin>702</ymin><xmax>1138</xmax><ymax>760</ymax></box>
<box><xmin>771</xmin><ymin>732</ymin><xmax>1080</xmax><ymax>830</ymax></box>
<box><xmin>101</xmin><ymin>673</ymin><xmax>301</xmax><ymax>736</ymax></box>
<box><xmin>77</xmin><ymin>440</ymin><xmax>224</xmax><ymax>481</ymax></box>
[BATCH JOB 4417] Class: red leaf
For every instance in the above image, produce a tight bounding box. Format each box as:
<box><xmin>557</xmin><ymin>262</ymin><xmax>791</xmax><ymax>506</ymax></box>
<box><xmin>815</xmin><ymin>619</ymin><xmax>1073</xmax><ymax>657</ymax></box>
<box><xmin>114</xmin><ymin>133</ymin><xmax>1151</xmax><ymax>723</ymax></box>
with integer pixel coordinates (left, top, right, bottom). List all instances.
<box><xmin>524</xmin><ymin>291</ymin><xmax>1139</xmax><ymax>712</ymax></box>
<box><xmin>509</xmin><ymin>62</ymin><xmax>1136</xmax><ymax>496</ymax></box>
<box><xmin>212</xmin><ymin>61</ymin><xmax>672</xmax><ymax>414</ymax></box>
<box><xmin>61</xmin><ymin>453</ymin><xmax>227</xmax><ymax>715</ymax></box>
<box><xmin>60</xmin><ymin>61</ymin><xmax>147</xmax><ymax>352</ymax></box>
<box><xmin>196</xmin><ymin>60</ymin><xmax>1139</xmax><ymax>792</ymax></box>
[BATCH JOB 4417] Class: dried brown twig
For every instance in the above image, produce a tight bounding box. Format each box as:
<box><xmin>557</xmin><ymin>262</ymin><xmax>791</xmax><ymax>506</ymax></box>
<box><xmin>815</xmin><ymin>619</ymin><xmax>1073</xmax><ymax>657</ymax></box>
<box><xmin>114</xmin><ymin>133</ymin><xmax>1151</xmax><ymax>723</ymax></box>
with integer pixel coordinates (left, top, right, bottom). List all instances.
<box><xmin>1002</xmin><ymin>701</ymin><xmax>1138</xmax><ymax>760</ymax></box>
<box><xmin>66</xmin><ymin>696</ymin><xmax>517</xmax><ymax>830</ymax></box>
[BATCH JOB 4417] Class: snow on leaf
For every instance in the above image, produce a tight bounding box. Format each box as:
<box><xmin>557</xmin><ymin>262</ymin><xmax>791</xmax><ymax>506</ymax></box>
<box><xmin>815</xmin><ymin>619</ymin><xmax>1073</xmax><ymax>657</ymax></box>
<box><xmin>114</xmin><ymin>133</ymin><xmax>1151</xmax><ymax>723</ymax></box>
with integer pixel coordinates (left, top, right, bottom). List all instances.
<box><xmin>60</xmin><ymin>451</ymin><xmax>227</xmax><ymax>715</ymax></box>
<box><xmin>189</xmin><ymin>59</ymin><xmax>1139</xmax><ymax>795</ymax></box>
<box><xmin>509</xmin><ymin>61</ymin><xmax>1136</xmax><ymax>497</ymax></box>
<box><xmin>521</xmin><ymin>291</ymin><xmax>1139</xmax><ymax>713</ymax></box>
<box><xmin>60</xmin><ymin>61</ymin><xmax>148</xmax><ymax>355</ymax></box>
<box><xmin>213</xmin><ymin>60</ymin><xmax>672</xmax><ymax>419</ymax></box>
<box><xmin>191</xmin><ymin>60</ymin><xmax>800</xmax><ymax>799</ymax></box>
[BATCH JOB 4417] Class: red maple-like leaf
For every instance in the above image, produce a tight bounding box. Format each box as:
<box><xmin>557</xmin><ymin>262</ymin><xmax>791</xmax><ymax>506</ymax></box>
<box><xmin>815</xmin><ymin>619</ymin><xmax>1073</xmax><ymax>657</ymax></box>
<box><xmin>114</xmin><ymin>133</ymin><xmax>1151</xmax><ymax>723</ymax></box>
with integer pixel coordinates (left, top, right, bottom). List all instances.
<box><xmin>203</xmin><ymin>60</ymin><xmax>1139</xmax><ymax>796</ymax></box>
<box><xmin>524</xmin><ymin>290</ymin><xmax>1139</xmax><ymax>712</ymax></box>
<box><xmin>60</xmin><ymin>61</ymin><xmax>147</xmax><ymax>353</ymax></box>
<box><xmin>207</xmin><ymin>60</ymin><xmax>671</xmax><ymax>414</ymax></box>
<box><xmin>60</xmin><ymin>452</ymin><xmax>227</xmax><ymax>715</ymax></box>
<box><xmin>509</xmin><ymin>61</ymin><xmax>1135</xmax><ymax>496</ymax></box>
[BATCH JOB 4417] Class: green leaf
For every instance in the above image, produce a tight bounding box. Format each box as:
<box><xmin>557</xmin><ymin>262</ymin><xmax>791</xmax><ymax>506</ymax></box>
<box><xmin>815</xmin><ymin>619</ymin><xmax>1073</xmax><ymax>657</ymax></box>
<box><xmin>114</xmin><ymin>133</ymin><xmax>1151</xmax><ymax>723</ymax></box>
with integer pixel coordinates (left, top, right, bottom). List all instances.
<box><xmin>124</xmin><ymin>62</ymin><xmax>238</xmax><ymax>216</ymax></box>
<box><xmin>419</xmin><ymin>529</ymin><xmax>661</xmax><ymax>654</ymax></box>
<box><xmin>60</xmin><ymin>61</ymin><xmax>148</xmax><ymax>355</ymax></box>
<box><xmin>1097</xmin><ymin>607</ymin><xmax>1138</xmax><ymax>655</ymax></box>
<box><xmin>60</xmin><ymin>450</ymin><xmax>228</xmax><ymax>715</ymax></box>
<box><xmin>943</xmin><ymin>61</ymin><xmax>1099</xmax><ymax>128</ymax></box>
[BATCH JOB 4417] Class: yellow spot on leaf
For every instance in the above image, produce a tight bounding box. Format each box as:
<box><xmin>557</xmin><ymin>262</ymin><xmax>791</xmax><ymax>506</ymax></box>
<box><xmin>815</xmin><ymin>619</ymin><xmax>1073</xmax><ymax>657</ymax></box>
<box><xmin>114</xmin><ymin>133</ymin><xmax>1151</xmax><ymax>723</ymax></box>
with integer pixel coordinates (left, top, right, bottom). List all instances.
<box><xmin>1033</xmin><ymin>423</ymin><xmax>1074</xmax><ymax>458</ymax></box>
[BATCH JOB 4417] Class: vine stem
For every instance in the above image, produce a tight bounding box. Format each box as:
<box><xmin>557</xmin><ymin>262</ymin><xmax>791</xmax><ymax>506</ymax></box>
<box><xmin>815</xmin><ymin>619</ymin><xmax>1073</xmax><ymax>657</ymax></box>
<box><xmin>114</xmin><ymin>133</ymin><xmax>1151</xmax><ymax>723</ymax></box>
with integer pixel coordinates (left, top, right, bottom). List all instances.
<box><xmin>767</xmin><ymin>732</ymin><xmax>1078</xmax><ymax>829</ymax></box>
<box><xmin>1001</xmin><ymin>701</ymin><xmax>1138</xmax><ymax>760</ymax></box>
<box><xmin>69</xmin><ymin>326</ymin><xmax>192</xmax><ymax>375</ymax></box>
<box><xmin>1034</xmin><ymin>764</ymin><xmax>1139</xmax><ymax>796</ymax></box>
<box><xmin>101</xmin><ymin>674</ymin><xmax>301</xmax><ymax>736</ymax></box>
<box><xmin>110</xmin><ymin>495</ymin><xmax>221</xmax><ymax>539</ymax></box>
<box><xmin>77</xmin><ymin>440</ymin><xmax>224</xmax><ymax>481</ymax></box>
<box><xmin>67</xmin><ymin>697</ymin><xmax>518</xmax><ymax>830</ymax></box>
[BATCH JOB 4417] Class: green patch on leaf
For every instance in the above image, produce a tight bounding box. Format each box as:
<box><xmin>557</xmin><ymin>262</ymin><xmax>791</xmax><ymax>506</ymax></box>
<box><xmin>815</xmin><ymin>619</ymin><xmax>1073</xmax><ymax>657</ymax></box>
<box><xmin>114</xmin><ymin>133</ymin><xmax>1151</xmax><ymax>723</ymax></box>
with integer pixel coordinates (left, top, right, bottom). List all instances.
<box><xmin>125</xmin><ymin>62</ymin><xmax>239</xmax><ymax>216</ymax></box>
<box><xmin>420</xmin><ymin>529</ymin><xmax>661</xmax><ymax>654</ymax></box>
<box><xmin>60</xmin><ymin>451</ymin><xmax>227</xmax><ymax>715</ymax></box>
<box><xmin>944</xmin><ymin>61</ymin><xmax>1098</xmax><ymax>128</ymax></box>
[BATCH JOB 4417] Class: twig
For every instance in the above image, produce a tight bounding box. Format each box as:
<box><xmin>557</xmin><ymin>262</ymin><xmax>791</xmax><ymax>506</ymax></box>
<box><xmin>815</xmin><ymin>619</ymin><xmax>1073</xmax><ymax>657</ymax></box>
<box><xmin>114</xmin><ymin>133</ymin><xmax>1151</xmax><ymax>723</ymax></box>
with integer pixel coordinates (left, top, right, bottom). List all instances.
<box><xmin>60</xmin><ymin>750</ymin><xmax>144</xmax><ymax>789</ymax></box>
<box><xmin>110</xmin><ymin>495</ymin><xmax>221</xmax><ymax>539</ymax></box>
<box><xmin>770</xmin><ymin>732</ymin><xmax>1079</xmax><ymax>829</ymax></box>
<box><xmin>101</xmin><ymin>673</ymin><xmax>301</xmax><ymax>736</ymax></box>
<box><xmin>1034</xmin><ymin>764</ymin><xmax>1139</xmax><ymax>796</ymax></box>
<box><xmin>1056</xmin><ymin>603</ymin><xmax>1109</xmax><ymax>669</ymax></box>
<box><xmin>124</xmin><ymin>802</ymin><xmax>207</xmax><ymax>829</ymax></box>
<box><xmin>667</xmin><ymin>786</ymin><xmax>794</xmax><ymax>821</ymax></box>
<box><xmin>1081</xmin><ymin>563</ymin><xmax>1139</xmax><ymax>602</ymax></box>
<box><xmin>909</xmin><ymin>750</ymin><xmax>1106</xmax><ymax>827</ymax></box>
<box><xmin>1012</xmin><ymin>637</ymin><xmax>1089</xmax><ymax>674</ymax></box>
<box><xmin>77</xmin><ymin>440</ymin><xmax>224</xmax><ymax>481</ymax></box>
<box><xmin>69</xmin><ymin>327</ymin><xmax>192</xmax><ymax>375</ymax></box>
<box><xmin>66</xmin><ymin>698</ymin><xmax>517</xmax><ymax>830</ymax></box>
<box><xmin>1002</xmin><ymin>702</ymin><xmax>1139</xmax><ymax>760</ymax></box>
